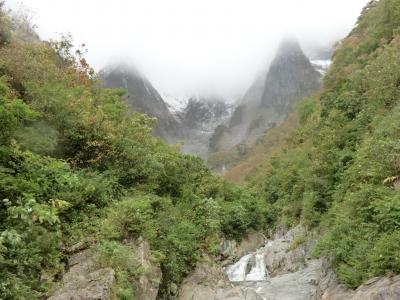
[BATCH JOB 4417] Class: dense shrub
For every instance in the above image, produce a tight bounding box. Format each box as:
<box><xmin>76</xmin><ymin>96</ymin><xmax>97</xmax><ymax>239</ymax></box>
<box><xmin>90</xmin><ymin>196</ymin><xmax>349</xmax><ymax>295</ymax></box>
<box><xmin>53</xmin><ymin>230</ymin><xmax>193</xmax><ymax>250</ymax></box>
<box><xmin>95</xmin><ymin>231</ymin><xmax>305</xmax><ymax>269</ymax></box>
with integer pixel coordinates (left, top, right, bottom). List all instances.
<box><xmin>0</xmin><ymin>11</ymin><xmax>270</xmax><ymax>299</ymax></box>
<box><xmin>259</xmin><ymin>0</ymin><xmax>400</xmax><ymax>287</ymax></box>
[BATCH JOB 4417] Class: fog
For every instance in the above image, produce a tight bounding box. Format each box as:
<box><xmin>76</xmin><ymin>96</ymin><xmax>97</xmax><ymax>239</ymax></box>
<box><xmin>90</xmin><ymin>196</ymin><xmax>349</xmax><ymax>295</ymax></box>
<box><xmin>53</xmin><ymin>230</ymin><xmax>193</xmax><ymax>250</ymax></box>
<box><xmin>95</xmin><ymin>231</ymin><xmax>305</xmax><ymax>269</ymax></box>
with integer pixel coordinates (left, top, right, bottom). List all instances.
<box><xmin>7</xmin><ymin>0</ymin><xmax>369</xmax><ymax>98</ymax></box>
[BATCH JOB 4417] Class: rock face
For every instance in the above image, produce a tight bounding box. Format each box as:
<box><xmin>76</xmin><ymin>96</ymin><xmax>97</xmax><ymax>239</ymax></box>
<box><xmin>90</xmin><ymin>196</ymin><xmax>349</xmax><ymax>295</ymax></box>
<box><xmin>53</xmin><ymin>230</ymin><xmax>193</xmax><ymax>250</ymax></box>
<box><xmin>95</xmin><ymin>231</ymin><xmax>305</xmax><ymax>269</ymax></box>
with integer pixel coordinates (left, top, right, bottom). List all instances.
<box><xmin>252</xmin><ymin>260</ymin><xmax>321</xmax><ymax>300</ymax></box>
<box><xmin>219</xmin><ymin>231</ymin><xmax>266</xmax><ymax>265</ymax></box>
<box><xmin>100</xmin><ymin>65</ymin><xmax>182</xmax><ymax>143</ymax></box>
<box><xmin>313</xmin><ymin>259</ymin><xmax>400</xmax><ymax>300</ymax></box>
<box><xmin>176</xmin><ymin>96</ymin><xmax>233</xmax><ymax>157</ymax></box>
<box><xmin>209</xmin><ymin>39</ymin><xmax>321</xmax><ymax>156</ymax></box>
<box><xmin>263</xmin><ymin>226</ymin><xmax>312</xmax><ymax>277</ymax></box>
<box><xmin>179</xmin><ymin>226</ymin><xmax>322</xmax><ymax>300</ymax></box>
<box><xmin>47</xmin><ymin>249</ymin><xmax>115</xmax><ymax>300</ymax></box>
<box><xmin>131</xmin><ymin>238</ymin><xmax>162</xmax><ymax>300</ymax></box>
<box><xmin>179</xmin><ymin>257</ymin><xmax>241</xmax><ymax>300</ymax></box>
<box><xmin>261</xmin><ymin>39</ymin><xmax>321</xmax><ymax>112</ymax></box>
<box><xmin>48</xmin><ymin>238</ymin><xmax>161</xmax><ymax>300</ymax></box>
<box><xmin>179</xmin><ymin>225</ymin><xmax>400</xmax><ymax>300</ymax></box>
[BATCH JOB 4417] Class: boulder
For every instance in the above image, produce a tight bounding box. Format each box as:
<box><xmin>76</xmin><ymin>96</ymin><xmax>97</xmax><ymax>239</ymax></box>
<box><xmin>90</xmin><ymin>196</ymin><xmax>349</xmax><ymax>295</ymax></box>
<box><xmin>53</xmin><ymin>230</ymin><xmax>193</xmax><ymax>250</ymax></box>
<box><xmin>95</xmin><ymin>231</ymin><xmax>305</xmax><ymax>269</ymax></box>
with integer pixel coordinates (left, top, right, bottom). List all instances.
<box><xmin>313</xmin><ymin>259</ymin><xmax>400</xmax><ymax>300</ymax></box>
<box><xmin>178</xmin><ymin>257</ymin><xmax>243</xmax><ymax>300</ymax></box>
<box><xmin>47</xmin><ymin>249</ymin><xmax>115</xmax><ymax>300</ymax></box>
<box><xmin>48</xmin><ymin>238</ymin><xmax>161</xmax><ymax>300</ymax></box>
<box><xmin>351</xmin><ymin>275</ymin><xmax>400</xmax><ymax>299</ymax></box>
<box><xmin>264</xmin><ymin>225</ymin><xmax>309</xmax><ymax>276</ymax></box>
<box><xmin>131</xmin><ymin>238</ymin><xmax>162</xmax><ymax>300</ymax></box>
<box><xmin>220</xmin><ymin>231</ymin><xmax>266</xmax><ymax>266</ymax></box>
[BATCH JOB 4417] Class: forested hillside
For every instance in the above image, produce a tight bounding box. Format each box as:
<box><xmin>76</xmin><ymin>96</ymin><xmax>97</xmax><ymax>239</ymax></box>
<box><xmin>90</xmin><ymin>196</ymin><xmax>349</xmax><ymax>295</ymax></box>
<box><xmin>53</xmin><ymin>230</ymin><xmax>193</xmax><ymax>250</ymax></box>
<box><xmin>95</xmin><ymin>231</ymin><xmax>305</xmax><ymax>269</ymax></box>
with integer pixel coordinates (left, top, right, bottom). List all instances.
<box><xmin>255</xmin><ymin>0</ymin><xmax>400</xmax><ymax>287</ymax></box>
<box><xmin>0</xmin><ymin>4</ymin><xmax>269</xmax><ymax>299</ymax></box>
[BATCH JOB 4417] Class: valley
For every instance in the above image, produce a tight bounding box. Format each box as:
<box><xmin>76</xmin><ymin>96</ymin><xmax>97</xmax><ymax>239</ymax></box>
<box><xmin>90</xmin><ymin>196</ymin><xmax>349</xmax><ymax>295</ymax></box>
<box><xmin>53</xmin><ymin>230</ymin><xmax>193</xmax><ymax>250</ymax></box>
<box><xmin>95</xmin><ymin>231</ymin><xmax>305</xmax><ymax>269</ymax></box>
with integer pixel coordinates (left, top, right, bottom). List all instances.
<box><xmin>100</xmin><ymin>39</ymin><xmax>330</xmax><ymax>169</ymax></box>
<box><xmin>0</xmin><ymin>0</ymin><xmax>399</xmax><ymax>299</ymax></box>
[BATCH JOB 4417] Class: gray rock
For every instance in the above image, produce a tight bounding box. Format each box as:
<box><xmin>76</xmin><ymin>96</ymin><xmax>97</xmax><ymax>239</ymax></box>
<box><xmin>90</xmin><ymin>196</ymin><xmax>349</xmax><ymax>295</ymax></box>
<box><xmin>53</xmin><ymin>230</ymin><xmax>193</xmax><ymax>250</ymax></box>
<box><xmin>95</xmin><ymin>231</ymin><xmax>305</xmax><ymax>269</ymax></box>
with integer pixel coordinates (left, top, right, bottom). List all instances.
<box><xmin>351</xmin><ymin>275</ymin><xmax>400</xmax><ymax>299</ymax></box>
<box><xmin>48</xmin><ymin>238</ymin><xmax>161</xmax><ymax>300</ymax></box>
<box><xmin>220</xmin><ymin>239</ymin><xmax>238</xmax><ymax>260</ymax></box>
<box><xmin>209</xmin><ymin>38</ymin><xmax>321</xmax><ymax>155</ymax></box>
<box><xmin>99</xmin><ymin>65</ymin><xmax>183</xmax><ymax>143</ymax></box>
<box><xmin>313</xmin><ymin>259</ymin><xmax>400</xmax><ymax>300</ymax></box>
<box><xmin>256</xmin><ymin>260</ymin><xmax>322</xmax><ymax>300</ymax></box>
<box><xmin>263</xmin><ymin>225</ymin><xmax>308</xmax><ymax>276</ymax></box>
<box><xmin>246</xmin><ymin>254</ymin><xmax>256</xmax><ymax>276</ymax></box>
<box><xmin>311</xmin><ymin>258</ymin><xmax>352</xmax><ymax>300</ymax></box>
<box><xmin>220</xmin><ymin>231</ymin><xmax>266</xmax><ymax>266</ymax></box>
<box><xmin>48</xmin><ymin>249</ymin><xmax>115</xmax><ymax>300</ymax></box>
<box><xmin>128</xmin><ymin>237</ymin><xmax>162</xmax><ymax>300</ymax></box>
<box><xmin>178</xmin><ymin>257</ymin><xmax>236</xmax><ymax>300</ymax></box>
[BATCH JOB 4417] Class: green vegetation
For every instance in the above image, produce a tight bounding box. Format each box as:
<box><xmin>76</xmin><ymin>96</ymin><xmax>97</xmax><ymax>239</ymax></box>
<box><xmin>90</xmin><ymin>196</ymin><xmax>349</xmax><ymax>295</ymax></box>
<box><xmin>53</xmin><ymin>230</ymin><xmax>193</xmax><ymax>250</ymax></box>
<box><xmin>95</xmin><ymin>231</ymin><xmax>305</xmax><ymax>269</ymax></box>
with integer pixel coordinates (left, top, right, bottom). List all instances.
<box><xmin>256</xmin><ymin>0</ymin><xmax>400</xmax><ymax>288</ymax></box>
<box><xmin>1</xmin><ymin>0</ymin><xmax>400</xmax><ymax>298</ymax></box>
<box><xmin>0</xmin><ymin>6</ymin><xmax>268</xmax><ymax>299</ymax></box>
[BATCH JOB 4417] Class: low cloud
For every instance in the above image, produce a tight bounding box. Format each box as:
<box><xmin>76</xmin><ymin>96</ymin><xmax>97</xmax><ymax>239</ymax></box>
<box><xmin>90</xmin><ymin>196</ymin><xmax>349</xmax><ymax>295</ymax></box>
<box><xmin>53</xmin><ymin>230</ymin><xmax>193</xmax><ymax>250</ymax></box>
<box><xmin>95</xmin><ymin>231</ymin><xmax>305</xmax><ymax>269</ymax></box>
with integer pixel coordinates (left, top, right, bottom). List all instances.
<box><xmin>6</xmin><ymin>0</ymin><xmax>369</xmax><ymax>98</ymax></box>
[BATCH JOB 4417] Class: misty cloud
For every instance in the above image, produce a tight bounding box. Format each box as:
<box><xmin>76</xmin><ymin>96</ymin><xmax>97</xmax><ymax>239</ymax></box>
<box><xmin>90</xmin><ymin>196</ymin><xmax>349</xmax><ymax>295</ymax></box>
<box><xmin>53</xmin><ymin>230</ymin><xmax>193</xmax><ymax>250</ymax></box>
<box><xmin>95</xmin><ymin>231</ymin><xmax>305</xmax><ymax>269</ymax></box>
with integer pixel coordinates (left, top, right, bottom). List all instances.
<box><xmin>6</xmin><ymin>0</ymin><xmax>369</xmax><ymax>98</ymax></box>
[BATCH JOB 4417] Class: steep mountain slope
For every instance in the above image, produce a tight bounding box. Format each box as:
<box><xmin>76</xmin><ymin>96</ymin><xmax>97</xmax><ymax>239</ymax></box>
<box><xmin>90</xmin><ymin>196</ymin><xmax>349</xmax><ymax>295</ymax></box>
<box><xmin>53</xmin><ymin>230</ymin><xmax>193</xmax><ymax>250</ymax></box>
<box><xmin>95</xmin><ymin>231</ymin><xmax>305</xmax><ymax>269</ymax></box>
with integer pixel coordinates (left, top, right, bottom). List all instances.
<box><xmin>257</xmin><ymin>0</ymin><xmax>400</xmax><ymax>288</ymax></box>
<box><xmin>2</xmin><ymin>0</ymin><xmax>400</xmax><ymax>299</ymax></box>
<box><xmin>100</xmin><ymin>65</ymin><xmax>182</xmax><ymax>142</ymax></box>
<box><xmin>219</xmin><ymin>112</ymin><xmax>300</xmax><ymax>184</ymax></box>
<box><xmin>208</xmin><ymin>39</ymin><xmax>321</xmax><ymax>170</ymax></box>
<box><xmin>184</xmin><ymin>1</ymin><xmax>400</xmax><ymax>298</ymax></box>
<box><xmin>261</xmin><ymin>39</ymin><xmax>321</xmax><ymax>112</ymax></box>
<box><xmin>176</xmin><ymin>96</ymin><xmax>233</xmax><ymax>157</ymax></box>
<box><xmin>0</xmin><ymin>6</ymin><xmax>272</xmax><ymax>299</ymax></box>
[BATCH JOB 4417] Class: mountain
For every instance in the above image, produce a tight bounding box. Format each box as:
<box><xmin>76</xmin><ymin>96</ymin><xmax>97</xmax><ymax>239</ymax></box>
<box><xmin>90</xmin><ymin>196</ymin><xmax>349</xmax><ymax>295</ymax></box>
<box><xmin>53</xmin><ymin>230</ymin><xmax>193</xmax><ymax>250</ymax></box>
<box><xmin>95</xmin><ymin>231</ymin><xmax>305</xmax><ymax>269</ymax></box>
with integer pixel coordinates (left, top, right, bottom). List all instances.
<box><xmin>99</xmin><ymin>65</ymin><xmax>182</xmax><ymax>143</ymax></box>
<box><xmin>208</xmin><ymin>39</ymin><xmax>321</xmax><ymax>159</ymax></box>
<box><xmin>2</xmin><ymin>0</ymin><xmax>400</xmax><ymax>299</ymax></box>
<box><xmin>0</xmin><ymin>7</ymin><xmax>267</xmax><ymax>298</ymax></box>
<box><xmin>260</xmin><ymin>39</ymin><xmax>321</xmax><ymax>112</ymax></box>
<box><xmin>176</xmin><ymin>96</ymin><xmax>233</xmax><ymax>157</ymax></box>
<box><xmin>99</xmin><ymin>64</ymin><xmax>233</xmax><ymax>155</ymax></box>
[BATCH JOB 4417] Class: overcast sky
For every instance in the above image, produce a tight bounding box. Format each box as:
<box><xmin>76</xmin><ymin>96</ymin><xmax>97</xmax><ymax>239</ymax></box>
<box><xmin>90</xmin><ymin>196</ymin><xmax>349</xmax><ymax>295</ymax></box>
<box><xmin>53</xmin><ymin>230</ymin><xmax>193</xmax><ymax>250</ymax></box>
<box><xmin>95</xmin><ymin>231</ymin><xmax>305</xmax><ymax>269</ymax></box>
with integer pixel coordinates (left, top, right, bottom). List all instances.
<box><xmin>6</xmin><ymin>0</ymin><xmax>369</xmax><ymax>98</ymax></box>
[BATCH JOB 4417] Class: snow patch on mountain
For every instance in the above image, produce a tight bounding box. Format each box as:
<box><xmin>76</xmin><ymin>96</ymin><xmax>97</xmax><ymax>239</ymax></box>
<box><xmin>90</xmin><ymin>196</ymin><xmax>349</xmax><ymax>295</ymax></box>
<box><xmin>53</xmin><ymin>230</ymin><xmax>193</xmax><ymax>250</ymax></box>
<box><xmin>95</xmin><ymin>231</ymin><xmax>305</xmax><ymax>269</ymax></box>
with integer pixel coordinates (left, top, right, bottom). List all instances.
<box><xmin>162</xmin><ymin>94</ymin><xmax>190</xmax><ymax>114</ymax></box>
<box><xmin>311</xmin><ymin>59</ymin><xmax>332</xmax><ymax>75</ymax></box>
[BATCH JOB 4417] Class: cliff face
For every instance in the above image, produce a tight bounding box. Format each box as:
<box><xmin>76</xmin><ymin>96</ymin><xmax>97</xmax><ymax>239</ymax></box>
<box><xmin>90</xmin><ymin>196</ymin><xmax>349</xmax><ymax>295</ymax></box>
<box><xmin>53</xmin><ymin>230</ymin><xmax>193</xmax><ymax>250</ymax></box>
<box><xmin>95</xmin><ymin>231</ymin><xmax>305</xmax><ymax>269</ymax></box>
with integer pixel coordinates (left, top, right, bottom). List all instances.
<box><xmin>261</xmin><ymin>39</ymin><xmax>321</xmax><ymax>112</ymax></box>
<box><xmin>208</xmin><ymin>39</ymin><xmax>321</xmax><ymax>157</ymax></box>
<box><xmin>176</xmin><ymin>97</ymin><xmax>233</xmax><ymax>157</ymax></box>
<box><xmin>100</xmin><ymin>65</ymin><xmax>182</xmax><ymax>143</ymax></box>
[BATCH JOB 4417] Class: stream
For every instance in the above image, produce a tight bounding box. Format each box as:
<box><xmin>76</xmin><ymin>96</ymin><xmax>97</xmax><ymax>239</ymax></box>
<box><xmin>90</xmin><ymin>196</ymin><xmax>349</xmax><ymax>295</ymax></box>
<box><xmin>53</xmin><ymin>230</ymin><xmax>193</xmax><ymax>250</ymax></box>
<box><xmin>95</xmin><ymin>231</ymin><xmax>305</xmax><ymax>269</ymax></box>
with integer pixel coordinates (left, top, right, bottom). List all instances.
<box><xmin>222</xmin><ymin>233</ymin><xmax>321</xmax><ymax>300</ymax></box>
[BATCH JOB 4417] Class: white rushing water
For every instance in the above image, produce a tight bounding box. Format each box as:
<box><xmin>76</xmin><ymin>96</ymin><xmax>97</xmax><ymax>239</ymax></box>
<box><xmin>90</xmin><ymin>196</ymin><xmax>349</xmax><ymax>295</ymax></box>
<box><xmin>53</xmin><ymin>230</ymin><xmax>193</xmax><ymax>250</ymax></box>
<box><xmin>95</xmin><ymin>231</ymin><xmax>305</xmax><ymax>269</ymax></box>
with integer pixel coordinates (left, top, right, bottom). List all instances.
<box><xmin>225</xmin><ymin>248</ymin><xmax>267</xmax><ymax>282</ymax></box>
<box><xmin>245</xmin><ymin>249</ymin><xmax>267</xmax><ymax>281</ymax></box>
<box><xmin>225</xmin><ymin>253</ymin><xmax>253</xmax><ymax>282</ymax></box>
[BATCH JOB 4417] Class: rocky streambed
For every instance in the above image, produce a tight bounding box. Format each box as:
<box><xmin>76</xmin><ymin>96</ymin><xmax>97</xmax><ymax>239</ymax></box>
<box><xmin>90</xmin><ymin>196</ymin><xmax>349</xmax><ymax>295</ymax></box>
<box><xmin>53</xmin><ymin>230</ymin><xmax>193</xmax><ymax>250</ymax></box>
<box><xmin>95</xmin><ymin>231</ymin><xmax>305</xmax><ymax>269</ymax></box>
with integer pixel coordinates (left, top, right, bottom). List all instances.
<box><xmin>223</xmin><ymin>236</ymin><xmax>320</xmax><ymax>300</ymax></box>
<box><xmin>179</xmin><ymin>226</ymin><xmax>400</xmax><ymax>300</ymax></box>
<box><xmin>47</xmin><ymin>226</ymin><xmax>400</xmax><ymax>300</ymax></box>
<box><xmin>179</xmin><ymin>226</ymin><xmax>320</xmax><ymax>300</ymax></box>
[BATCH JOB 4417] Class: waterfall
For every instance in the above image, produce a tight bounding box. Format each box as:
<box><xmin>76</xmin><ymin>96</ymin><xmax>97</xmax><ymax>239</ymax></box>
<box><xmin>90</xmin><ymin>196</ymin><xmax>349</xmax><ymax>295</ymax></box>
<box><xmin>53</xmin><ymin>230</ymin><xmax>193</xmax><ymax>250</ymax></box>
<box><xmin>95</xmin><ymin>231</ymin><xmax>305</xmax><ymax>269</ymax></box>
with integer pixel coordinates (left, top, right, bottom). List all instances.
<box><xmin>245</xmin><ymin>249</ymin><xmax>267</xmax><ymax>281</ymax></box>
<box><xmin>225</xmin><ymin>248</ymin><xmax>267</xmax><ymax>282</ymax></box>
<box><xmin>225</xmin><ymin>253</ymin><xmax>253</xmax><ymax>282</ymax></box>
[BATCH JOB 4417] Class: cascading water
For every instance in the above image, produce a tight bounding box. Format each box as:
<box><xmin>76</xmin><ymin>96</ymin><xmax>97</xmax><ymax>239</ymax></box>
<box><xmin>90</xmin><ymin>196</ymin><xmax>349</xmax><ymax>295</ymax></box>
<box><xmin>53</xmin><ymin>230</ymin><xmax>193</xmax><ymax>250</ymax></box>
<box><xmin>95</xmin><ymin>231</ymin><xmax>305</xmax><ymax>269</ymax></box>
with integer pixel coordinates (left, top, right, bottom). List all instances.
<box><xmin>225</xmin><ymin>253</ymin><xmax>253</xmax><ymax>282</ymax></box>
<box><xmin>225</xmin><ymin>246</ymin><xmax>269</xmax><ymax>282</ymax></box>
<box><xmin>245</xmin><ymin>249</ymin><xmax>267</xmax><ymax>281</ymax></box>
<box><xmin>199</xmin><ymin>228</ymin><xmax>322</xmax><ymax>300</ymax></box>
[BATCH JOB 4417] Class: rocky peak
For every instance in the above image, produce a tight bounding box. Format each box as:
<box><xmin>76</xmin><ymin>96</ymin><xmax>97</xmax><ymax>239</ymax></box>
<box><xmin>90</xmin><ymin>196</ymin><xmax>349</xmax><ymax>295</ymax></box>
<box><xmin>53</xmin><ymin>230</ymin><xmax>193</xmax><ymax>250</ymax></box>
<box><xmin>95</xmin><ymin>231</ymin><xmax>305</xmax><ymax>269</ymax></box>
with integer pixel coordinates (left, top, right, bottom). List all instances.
<box><xmin>99</xmin><ymin>65</ymin><xmax>167</xmax><ymax>114</ymax></box>
<box><xmin>99</xmin><ymin>64</ymin><xmax>182</xmax><ymax>143</ymax></box>
<box><xmin>274</xmin><ymin>38</ymin><xmax>306</xmax><ymax>59</ymax></box>
<box><xmin>261</xmin><ymin>39</ymin><xmax>321</xmax><ymax>112</ymax></box>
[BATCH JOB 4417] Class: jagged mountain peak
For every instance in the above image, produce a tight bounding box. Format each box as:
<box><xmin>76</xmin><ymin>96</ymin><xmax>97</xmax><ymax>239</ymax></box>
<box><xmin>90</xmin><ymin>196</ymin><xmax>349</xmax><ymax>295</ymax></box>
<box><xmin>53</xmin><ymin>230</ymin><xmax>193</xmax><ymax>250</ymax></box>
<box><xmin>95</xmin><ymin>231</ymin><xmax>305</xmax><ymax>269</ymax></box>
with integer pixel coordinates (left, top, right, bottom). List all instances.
<box><xmin>208</xmin><ymin>38</ymin><xmax>322</xmax><ymax>158</ymax></box>
<box><xmin>275</xmin><ymin>38</ymin><xmax>304</xmax><ymax>58</ymax></box>
<box><xmin>261</xmin><ymin>38</ymin><xmax>321</xmax><ymax>110</ymax></box>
